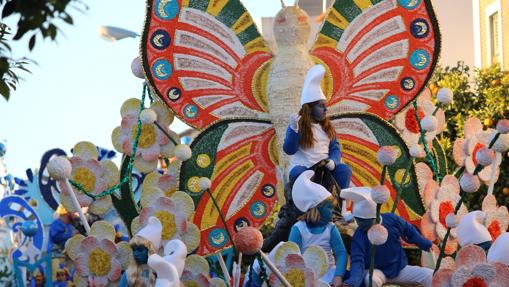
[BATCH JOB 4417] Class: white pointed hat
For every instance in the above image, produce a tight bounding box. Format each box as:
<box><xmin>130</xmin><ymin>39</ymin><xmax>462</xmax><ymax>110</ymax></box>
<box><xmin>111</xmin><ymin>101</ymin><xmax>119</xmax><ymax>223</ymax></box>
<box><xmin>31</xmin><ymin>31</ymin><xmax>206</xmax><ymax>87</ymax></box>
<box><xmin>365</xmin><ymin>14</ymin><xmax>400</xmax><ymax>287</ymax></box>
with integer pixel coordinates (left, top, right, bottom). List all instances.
<box><xmin>487</xmin><ymin>232</ymin><xmax>509</xmax><ymax>265</ymax></box>
<box><xmin>292</xmin><ymin>170</ymin><xmax>331</xmax><ymax>213</ymax></box>
<box><xmin>163</xmin><ymin>239</ymin><xmax>187</xmax><ymax>278</ymax></box>
<box><xmin>137</xmin><ymin>216</ymin><xmax>163</xmax><ymax>250</ymax></box>
<box><xmin>456</xmin><ymin>211</ymin><xmax>492</xmax><ymax>247</ymax></box>
<box><xmin>340</xmin><ymin>187</ymin><xmax>376</xmax><ymax>219</ymax></box>
<box><xmin>300</xmin><ymin>65</ymin><xmax>326</xmax><ymax>106</ymax></box>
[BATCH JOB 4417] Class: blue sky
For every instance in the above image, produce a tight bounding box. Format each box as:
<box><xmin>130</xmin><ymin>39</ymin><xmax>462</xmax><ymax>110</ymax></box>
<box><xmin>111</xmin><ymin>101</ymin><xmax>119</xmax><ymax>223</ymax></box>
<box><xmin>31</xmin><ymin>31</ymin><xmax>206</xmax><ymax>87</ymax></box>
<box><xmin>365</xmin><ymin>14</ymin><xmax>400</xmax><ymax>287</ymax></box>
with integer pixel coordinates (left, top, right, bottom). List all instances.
<box><xmin>0</xmin><ymin>0</ymin><xmax>286</xmax><ymax>176</ymax></box>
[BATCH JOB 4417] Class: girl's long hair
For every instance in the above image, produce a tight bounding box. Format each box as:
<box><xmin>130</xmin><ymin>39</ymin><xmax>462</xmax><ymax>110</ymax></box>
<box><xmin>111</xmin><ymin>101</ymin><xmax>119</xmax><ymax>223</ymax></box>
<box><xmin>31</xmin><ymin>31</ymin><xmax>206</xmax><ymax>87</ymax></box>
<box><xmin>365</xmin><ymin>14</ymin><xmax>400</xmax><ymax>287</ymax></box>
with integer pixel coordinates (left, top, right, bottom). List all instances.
<box><xmin>297</xmin><ymin>196</ymin><xmax>336</xmax><ymax>225</ymax></box>
<box><xmin>298</xmin><ymin>103</ymin><xmax>336</xmax><ymax>149</ymax></box>
<box><xmin>126</xmin><ymin>235</ymin><xmax>156</xmax><ymax>287</ymax></box>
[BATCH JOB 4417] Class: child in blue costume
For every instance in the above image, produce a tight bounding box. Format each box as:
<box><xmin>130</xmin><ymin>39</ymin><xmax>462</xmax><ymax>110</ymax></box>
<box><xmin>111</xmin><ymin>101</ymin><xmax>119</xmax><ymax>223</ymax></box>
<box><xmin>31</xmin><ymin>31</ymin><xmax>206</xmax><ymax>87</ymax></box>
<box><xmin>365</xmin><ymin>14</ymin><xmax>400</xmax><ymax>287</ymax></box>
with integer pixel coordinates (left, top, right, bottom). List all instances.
<box><xmin>341</xmin><ymin>187</ymin><xmax>433</xmax><ymax>287</ymax></box>
<box><xmin>119</xmin><ymin>217</ymin><xmax>162</xmax><ymax>287</ymax></box>
<box><xmin>49</xmin><ymin>205</ymin><xmax>77</xmax><ymax>248</ymax></box>
<box><xmin>283</xmin><ymin>64</ymin><xmax>351</xmax><ymax>189</ymax></box>
<box><xmin>262</xmin><ymin>65</ymin><xmax>352</xmax><ymax>252</ymax></box>
<box><xmin>289</xmin><ymin>170</ymin><xmax>347</xmax><ymax>287</ymax></box>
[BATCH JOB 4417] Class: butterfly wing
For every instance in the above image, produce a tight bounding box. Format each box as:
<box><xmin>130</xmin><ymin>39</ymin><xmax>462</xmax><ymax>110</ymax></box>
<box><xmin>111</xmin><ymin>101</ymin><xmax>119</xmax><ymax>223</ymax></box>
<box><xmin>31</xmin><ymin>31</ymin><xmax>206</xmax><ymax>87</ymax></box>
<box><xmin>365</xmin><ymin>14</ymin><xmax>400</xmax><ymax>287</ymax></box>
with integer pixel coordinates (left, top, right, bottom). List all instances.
<box><xmin>312</xmin><ymin>0</ymin><xmax>440</xmax><ymax>119</ymax></box>
<box><xmin>331</xmin><ymin>113</ymin><xmax>425</xmax><ymax>225</ymax></box>
<box><xmin>142</xmin><ymin>0</ymin><xmax>273</xmax><ymax>129</ymax></box>
<box><xmin>179</xmin><ymin>120</ymin><xmax>279</xmax><ymax>254</ymax></box>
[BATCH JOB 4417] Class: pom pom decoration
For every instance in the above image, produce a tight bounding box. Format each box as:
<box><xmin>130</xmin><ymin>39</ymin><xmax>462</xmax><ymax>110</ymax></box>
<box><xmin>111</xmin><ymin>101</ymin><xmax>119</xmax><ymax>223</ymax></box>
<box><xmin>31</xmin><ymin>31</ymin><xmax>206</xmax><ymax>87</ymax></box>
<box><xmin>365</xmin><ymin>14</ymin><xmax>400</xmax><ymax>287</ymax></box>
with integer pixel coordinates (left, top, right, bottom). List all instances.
<box><xmin>140</xmin><ymin>108</ymin><xmax>157</xmax><ymax>124</ymax></box>
<box><xmin>131</xmin><ymin>56</ymin><xmax>144</xmax><ymax>79</ymax></box>
<box><xmin>174</xmin><ymin>144</ymin><xmax>192</xmax><ymax>161</ymax></box>
<box><xmin>409</xmin><ymin>144</ymin><xmax>426</xmax><ymax>158</ymax></box>
<box><xmin>445</xmin><ymin>213</ymin><xmax>459</xmax><ymax>228</ymax></box>
<box><xmin>459</xmin><ymin>173</ymin><xmax>481</xmax><ymax>193</ymax></box>
<box><xmin>437</xmin><ymin>88</ymin><xmax>454</xmax><ymax>105</ymax></box>
<box><xmin>371</xmin><ymin>185</ymin><xmax>390</xmax><ymax>204</ymax></box>
<box><xmin>421</xmin><ymin>115</ymin><xmax>438</xmax><ymax>132</ymax></box>
<box><xmin>367</xmin><ymin>224</ymin><xmax>388</xmax><ymax>245</ymax></box>
<box><xmin>234</xmin><ymin>227</ymin><xmax>263</xmax><ymax>255</ymax></box>
<box><xmin>496</xmin><ymin>119</ymin><xmax>509</xmax><ymax>134</ymax></box>
<box><xmin>199</xmin><ymin>177</ymin><xmax>212</xmax><ymax>191</ymax></box>
<box><xmin>475</xmin><ymin>147</ymin><xmax>494</xmax><ymax>166</ymax></box>
<box><xmin>490</xmin><ymin>133</ymin><xmax>509</xmax><ymax>153</ymax></box>
<box><xmin>47</xmin><ymin>156</ymin><xmax>72</xmax><ymax>180</ymax></box>
<box><xmin>377</xmin><ymin>146</ymin><xmax>400</xmax><ymax>166</ymax></box>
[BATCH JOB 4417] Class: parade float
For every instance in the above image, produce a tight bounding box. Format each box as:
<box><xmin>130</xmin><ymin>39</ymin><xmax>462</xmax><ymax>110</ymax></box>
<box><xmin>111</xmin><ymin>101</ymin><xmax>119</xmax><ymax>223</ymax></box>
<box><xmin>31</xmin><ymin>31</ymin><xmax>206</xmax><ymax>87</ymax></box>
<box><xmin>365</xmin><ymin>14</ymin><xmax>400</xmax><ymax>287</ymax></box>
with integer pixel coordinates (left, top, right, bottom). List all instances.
<box><xmin>1</xmin><ymin>0</ymin><xmax>509</xmax><ymax>286</ymax></box>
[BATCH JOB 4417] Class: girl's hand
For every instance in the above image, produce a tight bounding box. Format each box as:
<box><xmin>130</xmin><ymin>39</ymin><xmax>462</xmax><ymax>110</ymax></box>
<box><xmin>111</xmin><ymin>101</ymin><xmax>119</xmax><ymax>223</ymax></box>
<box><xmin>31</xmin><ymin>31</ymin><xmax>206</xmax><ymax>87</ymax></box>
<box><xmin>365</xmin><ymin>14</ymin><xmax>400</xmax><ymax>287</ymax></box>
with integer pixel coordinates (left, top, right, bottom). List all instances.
<box><xmin>325</xmin><ymin>159</ymin><xmax>335</xmax><ymax>171</ymax></box>
<box><xmin>333</xmin><ymin>276</ymin><xmax>343</xmax><ymax>287</ymax></box>
<box><xmin>289</xmin><ymin>113</ymin><xmax>300</xmax><ymax>131</ymax></box>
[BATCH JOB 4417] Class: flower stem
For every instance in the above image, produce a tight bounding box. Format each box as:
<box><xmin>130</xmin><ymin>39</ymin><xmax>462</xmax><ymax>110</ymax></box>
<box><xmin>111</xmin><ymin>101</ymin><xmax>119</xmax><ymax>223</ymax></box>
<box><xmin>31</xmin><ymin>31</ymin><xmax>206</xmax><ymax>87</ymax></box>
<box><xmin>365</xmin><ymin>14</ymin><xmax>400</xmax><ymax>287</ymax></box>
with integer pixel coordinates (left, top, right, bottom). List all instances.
<box><xmin>413</xmin><ymin>101</ymin><xmax>442</xmax><ymax>182</ymax></box>
<box><xmin>206</xmin><ymin>188</ymin><xmax>237</xmax><ymax>251</ymax></box>
<box><xmin>153</xmin><ymin>121</ymin><xmax>179</xmax><ymax>146</ymax></box>
<box><xmin>391</xmin><ymin>160</ymin><xmax>413</xmax><ymax>213</ymax></box>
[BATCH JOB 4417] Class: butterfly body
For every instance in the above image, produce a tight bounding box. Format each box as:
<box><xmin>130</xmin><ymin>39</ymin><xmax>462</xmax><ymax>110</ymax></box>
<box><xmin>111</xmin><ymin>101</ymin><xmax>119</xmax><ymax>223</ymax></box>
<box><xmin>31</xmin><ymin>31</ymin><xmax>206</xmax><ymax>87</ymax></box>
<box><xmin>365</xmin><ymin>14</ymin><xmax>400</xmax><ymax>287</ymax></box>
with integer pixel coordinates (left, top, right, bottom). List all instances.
<box><xmin>267</xmin><ymin>6</ymin><xmax>315</xmax><ymax>172</ymax></box>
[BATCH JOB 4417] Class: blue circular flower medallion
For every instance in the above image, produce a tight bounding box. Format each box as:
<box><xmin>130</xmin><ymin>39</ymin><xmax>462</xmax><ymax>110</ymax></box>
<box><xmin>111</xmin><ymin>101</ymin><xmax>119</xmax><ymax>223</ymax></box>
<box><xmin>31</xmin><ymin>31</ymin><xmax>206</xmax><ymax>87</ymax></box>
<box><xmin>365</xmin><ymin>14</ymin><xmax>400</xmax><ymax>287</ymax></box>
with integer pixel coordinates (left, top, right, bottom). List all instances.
<box><xmin>400</xmin><ymin>77</ymin><xmax>415</xmax><ymax>91</ymax></box>
<box><xmin>234</xmin><ymin>218</ymin><xmax>250</xmax><ymax>231</ymax></box>
<box><xmin>261</xmin><ymin>184</ymin><xmax>275</xmax><ymax>198</ymax></box>
<box><xmin>398</xmin><ymin>0</ymin><xmax>421</xmax><ymax>9</ymax></box>
<box><xmin>409</xmin><ymin>49</ymin><xmax>430</xmax><ymax>71</ymax></box>
<box><xmin>150</xmin><ymin>30</ymin><xmax>171</xmax><ymax>50</ymax></box>
<box><xmin>167</xmin><ymin>87</ymin><xmax>181</xmax><ymax>101</ymax></box>
<box><xmin>183</xmin><ymin>104</ymin><xmax>198</xmax><ymax>119</ymax></box>
<box><xmin>152</xmin><ymin>59</ymin><xmax>172</xmax><ymax>80</ymax></box>
<box><xmin>385</xmin><ymin>95</ymin><xmax>400</xmax><ymax>111</ymax></box>
<box><xmin>410</xmin><ymin>19</ymin><xmax>430</xmax><ymax>39</ymax></box>
<box><xmin>209</xmin><ymin>228</ymin><xmax>228</xmax><ymax>248</ymax></box>
<box><xmin>250</xmin><ymin>201</ymin><xmax>267</xmax><ymax>219</ymax></box>
<box><xmin>154</xmin><ymin>0</ymin><xmax>179</xmax><ymax>21</ymax></box>
<box><xmin>21</xmin><ymin>221</ymin><xmax>38</xmax><ymax>237</ymax></box>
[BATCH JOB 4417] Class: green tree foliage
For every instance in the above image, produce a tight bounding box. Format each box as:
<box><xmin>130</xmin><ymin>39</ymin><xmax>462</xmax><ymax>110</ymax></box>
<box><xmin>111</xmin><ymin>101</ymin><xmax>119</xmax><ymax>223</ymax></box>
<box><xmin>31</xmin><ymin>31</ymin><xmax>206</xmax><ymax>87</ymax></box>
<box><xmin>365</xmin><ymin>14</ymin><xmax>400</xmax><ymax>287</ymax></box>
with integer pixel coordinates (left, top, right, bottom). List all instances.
<box><xmin>430</xmin><ymin>61</ymin><xmax>509</xmax><ymax>210</ymax></box>
<box><xmin>0</xmin><ymin>0</ymin><xmax>87</xmax><ymax>100</ymax></box>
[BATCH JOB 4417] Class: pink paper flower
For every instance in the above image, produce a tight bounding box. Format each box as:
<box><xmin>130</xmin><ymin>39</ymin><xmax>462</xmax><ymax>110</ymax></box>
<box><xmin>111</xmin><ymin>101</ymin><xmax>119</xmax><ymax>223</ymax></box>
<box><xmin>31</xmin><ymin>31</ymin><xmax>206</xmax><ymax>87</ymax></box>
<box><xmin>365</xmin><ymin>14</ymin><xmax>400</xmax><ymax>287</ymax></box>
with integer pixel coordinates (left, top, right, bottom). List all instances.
<box><xmin>453</xmin><ymin>117</ymin><xmax>502</xmax><ymax>183</ymax></box>
<box><xmin>181</xmin><ymin>255</ymin><xmax>227</xmax><ymax>287</ymax></box>
<box><xmin>132</xmin><ymin>191</ymin><xmax>200</xmax><ymax>252</ymax></box>
<box><xmin>112</xmin><ymin>99</ymin><xmax>178</xmax><ymax>173</ymax></box>
<box><xmin>432</xmin><ymin>245</ymin><xmax>509</xmax><ymax>287</ymax></box>
<box><xmin>59</xmin><ymin>142</ymin><xmax>119</xmax><ymax>215</ymax></box>
<box><xmin>269</xmin><ymin>242</ymin><xmax>330</xmax><ymax>287</ymax></box>
<box><xmin>394</xmin><ymin>88</ymin><xmax>446</xmax><ymax>147</ymax></box>
<box><xmin>65</xmin><ymin>221</ymin><xmax>131</xmax><ymax>287</ymax></box>
<box><xmin>482</xmin><ymin>194</ymin><xmax>509</xmax><ymax>241</ymax></box>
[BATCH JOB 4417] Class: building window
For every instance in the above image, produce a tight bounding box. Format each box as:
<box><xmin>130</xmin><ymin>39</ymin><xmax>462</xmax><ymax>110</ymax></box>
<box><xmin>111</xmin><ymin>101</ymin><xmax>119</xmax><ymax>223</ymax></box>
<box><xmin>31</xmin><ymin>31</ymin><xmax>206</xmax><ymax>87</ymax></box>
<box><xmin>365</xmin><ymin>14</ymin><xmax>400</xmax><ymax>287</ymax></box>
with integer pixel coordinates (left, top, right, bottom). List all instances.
<box><xmin>489</xmin><ymin>11</ymin><xmax>500</xmax><ymax>64</ymax></box>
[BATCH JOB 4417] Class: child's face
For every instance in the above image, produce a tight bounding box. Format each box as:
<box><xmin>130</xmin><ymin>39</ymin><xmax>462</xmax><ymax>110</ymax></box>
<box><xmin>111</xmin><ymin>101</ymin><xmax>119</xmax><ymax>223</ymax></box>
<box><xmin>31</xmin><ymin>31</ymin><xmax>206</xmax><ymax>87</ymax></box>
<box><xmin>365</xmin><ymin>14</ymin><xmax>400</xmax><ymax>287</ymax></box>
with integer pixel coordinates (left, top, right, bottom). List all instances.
<box><xmin>56</xmin><ymin>271</ymin><xmax>67</xmax><ymax>282</ymax></box>
<box><xmin>310</xmin><ymin>100</ymin><xmax>327</xmax><ymax>122</ymax></box>
<box><xmin>317</xmin><ymin>200</ymin><xmax>333</xmax><ymax>225</ymax></box>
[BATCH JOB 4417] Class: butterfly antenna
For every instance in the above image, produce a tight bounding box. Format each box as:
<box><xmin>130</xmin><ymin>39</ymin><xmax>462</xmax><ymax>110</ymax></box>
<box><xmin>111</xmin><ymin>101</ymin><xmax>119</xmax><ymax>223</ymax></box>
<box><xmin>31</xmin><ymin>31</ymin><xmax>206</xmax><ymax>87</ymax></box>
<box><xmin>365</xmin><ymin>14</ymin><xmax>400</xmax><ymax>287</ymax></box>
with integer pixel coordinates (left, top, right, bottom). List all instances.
<box><xmin>280</xmin><ymin>0</ymin><xmax>286</xmax><ymax>8</ymax></box>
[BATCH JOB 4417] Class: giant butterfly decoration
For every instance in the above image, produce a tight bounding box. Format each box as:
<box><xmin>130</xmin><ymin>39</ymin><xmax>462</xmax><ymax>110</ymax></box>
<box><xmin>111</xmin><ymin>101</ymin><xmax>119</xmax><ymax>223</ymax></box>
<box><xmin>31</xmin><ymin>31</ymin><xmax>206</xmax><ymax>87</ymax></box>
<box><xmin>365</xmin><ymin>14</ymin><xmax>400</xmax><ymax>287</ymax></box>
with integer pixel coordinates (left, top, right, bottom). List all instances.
<box><xmin>142</xmin><ymin>0</ymin><xmax>440</xmax><ymax>254</ymax></box>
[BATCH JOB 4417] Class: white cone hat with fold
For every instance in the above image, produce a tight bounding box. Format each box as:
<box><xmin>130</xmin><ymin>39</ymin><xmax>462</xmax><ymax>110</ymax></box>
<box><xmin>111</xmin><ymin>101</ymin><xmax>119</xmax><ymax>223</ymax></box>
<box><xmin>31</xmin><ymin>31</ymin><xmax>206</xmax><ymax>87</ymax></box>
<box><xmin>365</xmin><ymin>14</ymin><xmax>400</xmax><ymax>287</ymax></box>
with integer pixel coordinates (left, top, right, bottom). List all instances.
<box><xmin>292</xmin><ymin>170</ymin><xmax>331</xmax><ymax>213</ymax></box>
<box><xmin>163</xmin><ymin>239</ymin><xmax>187</xmax><ymax>278</ymax></box>
<box><xmin>340</xmin><ymin>187</ymin><xmax>376</xmax><ymax>219</ymax></box>
<box><xmin>456</xmin><ymin>211</ymin><xmax>492</xmax><ymax>246</ymax></box>
<box><xmin>488</xmin><ymin>232</ymin><xmax>509</xmax><ymax>265</ymax></box>
<box><xmin>300</xmin><ymin>64</ymin><xmax>326</xmax><ymax>106</ymax></box>
<box><xmin>137</xmin><ymin>216</ymin><xmax>163</xmax><ymax>250</ymax></box>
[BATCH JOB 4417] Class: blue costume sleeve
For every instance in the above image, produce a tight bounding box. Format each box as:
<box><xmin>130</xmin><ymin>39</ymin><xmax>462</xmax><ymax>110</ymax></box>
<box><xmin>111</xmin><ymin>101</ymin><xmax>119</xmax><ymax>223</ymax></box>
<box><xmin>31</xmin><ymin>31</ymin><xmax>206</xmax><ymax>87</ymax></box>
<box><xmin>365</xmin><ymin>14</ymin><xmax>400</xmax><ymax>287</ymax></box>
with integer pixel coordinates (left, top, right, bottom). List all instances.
<box><xmin>328</xmin><ymin>138</ymin><xmax>342</xmax><ymax>166</ymax></box>
<box><xmin>49</xmin><ymin>220</ymin><xmax>73</xmax><ymax>246</ymax></box>
<box><xmin>344</xmin><ymin>232</ymin><xmax>367</xmax><ymax>287</ymax></box>
<box><xmin>288</xmin><ymin>225</ymin><xmax>303</xmax><ymax>249</ymax></box>
<box><xmin>392</xmin><ymin>213</ymin><xmax>432</xmax><ymax>251</ymax></box>
<box><xmin>283</xmin><ymin>126</ymin><xmax>300</xmax><ymax>155</ymax></box>
<box><xmin>118</xmin><ymin>272</ymin><xmax>128</xmax><ymax>287</ymax></box>
<box><xmin>330</xmin><ymin>225</ymin><xmax>347</xmax><ymax>277</ymax></box>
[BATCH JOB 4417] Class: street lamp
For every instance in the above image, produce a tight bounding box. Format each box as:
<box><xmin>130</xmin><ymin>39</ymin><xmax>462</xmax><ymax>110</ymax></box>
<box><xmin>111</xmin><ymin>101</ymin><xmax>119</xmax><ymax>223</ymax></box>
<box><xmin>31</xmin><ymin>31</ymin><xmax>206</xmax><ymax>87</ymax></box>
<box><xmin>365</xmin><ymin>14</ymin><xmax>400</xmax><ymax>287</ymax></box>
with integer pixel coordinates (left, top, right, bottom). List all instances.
<box><xmin>97</xmin><ymin>25</ymin><xmax>139</xmax><ymax>42</ymax></box>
